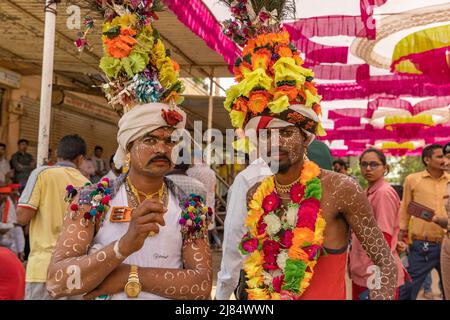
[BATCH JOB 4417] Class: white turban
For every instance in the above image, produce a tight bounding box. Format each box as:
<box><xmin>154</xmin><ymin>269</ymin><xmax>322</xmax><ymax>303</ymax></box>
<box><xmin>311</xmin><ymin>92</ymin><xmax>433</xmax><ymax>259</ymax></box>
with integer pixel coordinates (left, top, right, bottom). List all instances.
<box><xmin>114</xmin><ymin>102</ymin><xmax>186</xmax><ymax>168</ymax></box>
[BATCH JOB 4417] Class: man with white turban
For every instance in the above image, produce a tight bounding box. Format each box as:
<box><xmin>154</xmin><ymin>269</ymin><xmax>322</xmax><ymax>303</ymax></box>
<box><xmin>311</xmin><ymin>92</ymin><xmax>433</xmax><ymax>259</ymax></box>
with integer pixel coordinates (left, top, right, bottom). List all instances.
<box><xmin>46</xmin><ymin>103</ymin><xmax>213</xmax><ymax>300</ymax></box>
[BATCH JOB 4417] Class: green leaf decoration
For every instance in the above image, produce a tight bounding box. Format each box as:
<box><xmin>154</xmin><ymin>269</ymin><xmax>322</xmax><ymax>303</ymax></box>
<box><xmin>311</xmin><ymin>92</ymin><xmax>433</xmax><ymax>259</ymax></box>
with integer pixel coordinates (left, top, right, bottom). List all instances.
<box><xmin>276</xmin><ymin>80</ymin><xmax>297</xmax><ymax>87</ymax></box>
<box><xmin>103</xmin><ymin>25</ymin><xmax>121</xmax><ymax>39</ymax></box>
<box><xmin>281</xmin><ymin>259</ymin><xmax>306</xmax><ymax>294</ymax></box>
<box><xmin>99</xmin><ymin>56</ymin><xmax>122</xmax><ymax>79</ymax></box>
<box><xmin>152</xmin><ymin>28</ymin><xmax>160</xmax><ymax>41</ymax></box>
<box><xmin>121</xmin><ymin>57</ymin><xmax>133</xmax><ymax>78</ymax></box>
<box><xmin>128</xmin><ymin>52</ymin><xmax>146</xmax><ymax>75</ymax></box>
<box><xmin>234</xmin><ymin>56</ymin><xmax>242</xmax><ymax>67</ymax></box>
<box><xmin>305</xmin><ymin>177</ymin><xmax>322</xmax><ymax>200</ymax></box>
<box><xmin>243</xmin><ymin>53</ymin><xmax>252</xmax><ymax>65</ymax></box>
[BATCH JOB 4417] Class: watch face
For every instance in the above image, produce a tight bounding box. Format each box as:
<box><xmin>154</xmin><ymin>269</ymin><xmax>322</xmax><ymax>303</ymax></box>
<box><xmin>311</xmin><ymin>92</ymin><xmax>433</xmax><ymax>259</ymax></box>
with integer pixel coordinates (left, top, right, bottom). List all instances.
<box><xmin>125</xmin><ymin>281</ymin><xmax>141</xmax><ymax>298</ymax></box>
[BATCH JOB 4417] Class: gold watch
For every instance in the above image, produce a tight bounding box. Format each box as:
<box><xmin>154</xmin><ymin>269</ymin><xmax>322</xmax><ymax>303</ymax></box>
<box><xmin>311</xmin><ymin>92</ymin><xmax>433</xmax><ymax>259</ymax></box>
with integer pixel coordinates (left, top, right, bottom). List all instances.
<box><xmin>124</xmin><ymin>265</ymin><xmax>141</xmax><ymax>298</ymax></box>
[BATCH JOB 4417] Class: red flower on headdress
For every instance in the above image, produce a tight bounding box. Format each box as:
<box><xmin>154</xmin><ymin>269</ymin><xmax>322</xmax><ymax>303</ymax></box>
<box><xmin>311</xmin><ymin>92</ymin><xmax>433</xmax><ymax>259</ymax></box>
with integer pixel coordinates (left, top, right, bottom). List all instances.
<box><xmin>161</xmin><ymin>109</ymin><xmax>183</xmax><ymax>126</ymax></box>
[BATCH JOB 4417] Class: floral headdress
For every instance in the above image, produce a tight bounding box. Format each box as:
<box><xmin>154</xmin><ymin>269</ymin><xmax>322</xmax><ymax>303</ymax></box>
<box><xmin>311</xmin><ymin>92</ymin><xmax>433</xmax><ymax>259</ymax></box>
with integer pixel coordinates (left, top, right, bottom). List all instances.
<box><xmin>221</xmin><ymin>0</ymin><xmax>325</xmax><ymax>140</ymax></box>
<box><xmin>75</xmin><ymin>0</ymin><xmax>184</xmax><ymax>123</ymax></box>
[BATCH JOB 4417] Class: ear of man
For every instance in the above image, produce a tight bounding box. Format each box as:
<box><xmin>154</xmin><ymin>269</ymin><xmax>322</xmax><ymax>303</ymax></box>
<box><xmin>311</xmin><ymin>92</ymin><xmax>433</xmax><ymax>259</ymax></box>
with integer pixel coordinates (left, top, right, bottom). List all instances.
<box><xmin>74</xmin><ymin>155</ymin><xmax>85</xmax><ymax>168</ymax></box>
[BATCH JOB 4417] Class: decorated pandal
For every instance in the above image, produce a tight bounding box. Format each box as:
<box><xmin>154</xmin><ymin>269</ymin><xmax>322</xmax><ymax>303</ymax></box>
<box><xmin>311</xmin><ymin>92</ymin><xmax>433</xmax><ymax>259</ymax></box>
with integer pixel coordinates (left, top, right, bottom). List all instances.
<box><xmin>191</xmin><ymin>1</ymin><xmax>450</xmax><ymax>157</ymax></box>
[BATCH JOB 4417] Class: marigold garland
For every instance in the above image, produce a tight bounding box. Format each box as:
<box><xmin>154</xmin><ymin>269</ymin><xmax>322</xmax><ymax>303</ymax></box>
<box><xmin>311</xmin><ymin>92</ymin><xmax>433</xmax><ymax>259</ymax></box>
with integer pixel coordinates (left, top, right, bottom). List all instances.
<box><xmin>240</xmin><ymin>160</ymin><xmax>326</xmax><ymax>300</ymax></box>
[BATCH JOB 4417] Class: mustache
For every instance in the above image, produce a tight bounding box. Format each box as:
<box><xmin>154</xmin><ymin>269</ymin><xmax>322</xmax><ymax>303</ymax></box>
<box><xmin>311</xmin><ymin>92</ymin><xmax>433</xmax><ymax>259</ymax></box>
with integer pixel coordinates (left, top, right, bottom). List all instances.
<box><xmin>147</xmin><ymin>155</ymin><xmax>171</xmax><ymax>166</ymax></box>
<box><xmin>268</xmin><ymin>148</ymin><xmax>289</xmax><ymax>156</ymax></box>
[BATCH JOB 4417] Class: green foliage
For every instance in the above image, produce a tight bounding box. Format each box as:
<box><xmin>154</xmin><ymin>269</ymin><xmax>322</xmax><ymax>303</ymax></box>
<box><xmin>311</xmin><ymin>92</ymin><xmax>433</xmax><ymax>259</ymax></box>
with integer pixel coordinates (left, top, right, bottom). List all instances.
<box><xmin>349</xmin><ymin>165</ymin><xmax>367</xmax><ymax>189</ymax></box>
<box><xmin>394</xmin><ymin>156</ymin><xmax>423</xmax><ymax>185</ymax></box>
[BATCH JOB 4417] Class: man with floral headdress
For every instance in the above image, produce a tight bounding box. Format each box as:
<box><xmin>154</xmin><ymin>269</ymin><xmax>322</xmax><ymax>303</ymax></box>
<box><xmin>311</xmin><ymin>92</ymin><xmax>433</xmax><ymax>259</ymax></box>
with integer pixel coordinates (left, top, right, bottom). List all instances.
<box><xmin>216</xmin><ymin>0</ymin><xmax>397</xmax><ymax>300</ymax></box>
<box><xmin>46</xmin><ymin>1</ymin><xmax>212</xmax><ymax>300</ymax></box>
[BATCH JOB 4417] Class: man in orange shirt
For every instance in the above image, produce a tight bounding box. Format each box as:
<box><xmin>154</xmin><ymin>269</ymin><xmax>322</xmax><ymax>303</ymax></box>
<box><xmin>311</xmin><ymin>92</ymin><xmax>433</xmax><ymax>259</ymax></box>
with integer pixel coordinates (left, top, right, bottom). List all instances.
<box><xmin>398</xmin><ymin>144</ymin><xmax>449</xmax><ymax>300</ymax></box>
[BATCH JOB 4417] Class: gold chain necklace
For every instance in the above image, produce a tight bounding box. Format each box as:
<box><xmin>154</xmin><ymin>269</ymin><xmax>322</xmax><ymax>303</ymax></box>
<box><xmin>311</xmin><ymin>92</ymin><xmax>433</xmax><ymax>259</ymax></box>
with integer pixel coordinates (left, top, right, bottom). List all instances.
<box><xmin>126</xmin><ymin>176</ymin><xmax>166</xmax><ymax>206</ymax></box>
<box><xmin>275</xmin><ymin>176</ymin><xmax>301</xmax><ymax>194</ymax></box>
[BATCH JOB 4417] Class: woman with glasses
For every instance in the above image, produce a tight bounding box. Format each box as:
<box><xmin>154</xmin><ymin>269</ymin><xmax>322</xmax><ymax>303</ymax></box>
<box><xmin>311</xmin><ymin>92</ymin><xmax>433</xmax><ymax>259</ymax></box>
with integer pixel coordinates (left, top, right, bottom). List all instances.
<box><xmin>349</xmin><ymin>148</ymin><xmax>407</xmax><ymax>299</ymax></box>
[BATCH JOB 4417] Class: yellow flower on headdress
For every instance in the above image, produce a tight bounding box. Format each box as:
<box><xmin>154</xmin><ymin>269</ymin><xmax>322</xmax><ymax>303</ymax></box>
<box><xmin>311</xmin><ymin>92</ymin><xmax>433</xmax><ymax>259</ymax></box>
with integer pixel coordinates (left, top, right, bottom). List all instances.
<box><xmin>230</xmin><ymin>110</ymin><xmax>246</xmax><ymax>129</ymax></box>
<box><xmin>267</xmin><ymin>95</ymin><xmax>290</xmax><ymax>114</ymax></box>
<box><xmin>252</xmin><ymin>50</ymin><xmax>271</xmax><ymax>70</ymax></box>
<box><xmin>151</xmin><ymin>39</ymin><xmax>166</xmax><ymax>62</ymax></box>
<box><xmin>232</xmin><ymin>137</ymin><xmax>256</xmax><ymax>154</ymax></box>
<box><xmin>316</xmin><ymin>122</ymin><xmax>327</xmax><ymax>137</ymax></box>
<box><xmin>235</xmin><ymin>68</ymin><xmax>273</xmax><ymax>97</ymax></box>
<box><xmin>273</xmin><ymin>57</ymin><xmax>314</xmax><ymax>86</ymax></box>
<box><xmin>159</xmin><ymin>60</ymin><xmax>177</xmax><ymax>88</ymax></box>
<box><xmin>305</xmin><ymin>89</ymin><xmax>322</xmax><ymax>108</ymax></box>
<box><xmin>111</xmin><ymin>14</ymin><xmax>137</xmax><ymax>29</ymax></box>
<box><xmin>224</xmin><ymin>85</ymin><xmax>241</xmax><ymax>111</ymax></box>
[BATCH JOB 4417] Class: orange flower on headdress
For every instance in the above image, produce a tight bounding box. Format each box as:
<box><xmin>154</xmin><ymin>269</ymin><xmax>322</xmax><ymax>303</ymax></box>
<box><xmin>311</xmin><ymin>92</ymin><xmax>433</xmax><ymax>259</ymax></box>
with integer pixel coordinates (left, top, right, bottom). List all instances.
<box><xmin>104</xmin><ymin>28</ymin><xmax>137</xmax><ymax>58</ymax></box>
<box><xmin>275</xmin><ymin>85</ymin><xmax>298</xmax><ymax>101</ymax></box>
<box><xmin>275</xmin><ymin>45</ymin><xmax>293</xmax><ymax>58</ymax></box>
<box><xmin>273</xmin><ymin>31</ymin><xmax>290</xmax><ymax>45</ymax></box>
<box><xmin>252</xmin><ymin>49</ymin><xmax>271</xmax><ymax>71</ymax></box>
<box><xmin>297</xmin><ymin>89</ymin><xmax>306</xmax><ymax>103</ymax></box>
<box><xmin>234</xmin><ymin>62</ymin><xmax>252</xmax><ymax>82</ymax></box>
<box><xmin>293</xmin><ymin>52</ymin><xmax>304</xmax><ymax>66</ymax></box>
<box><xmin>248</xmin><ymin>90</ymin><xmax>271</xmax><ymax>114</ymax></box>
<box><xmin>304</xmin><ymin>81</ymin><xmax>318</xmax><ymax>96</ymax></box>
<box><xmin>232</xmin><ymin>97</ymin><xmax>248</xmax><ymax>113</ymax></box>
<box><xmin>313</xmin><ymin>104</ymin><xmax>322</xmax><ymax>116</ymax></box>
<box><xmin>171</xmin><ymin>59</ymin><xmax>180</xmax><ymax>73</ymax></box>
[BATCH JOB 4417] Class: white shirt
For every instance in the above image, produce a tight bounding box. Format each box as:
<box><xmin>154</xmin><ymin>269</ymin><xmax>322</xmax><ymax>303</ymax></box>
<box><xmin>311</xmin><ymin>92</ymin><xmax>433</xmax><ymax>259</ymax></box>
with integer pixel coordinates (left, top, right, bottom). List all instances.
<box><xmin>215</xmin><ymin>159</ymin><xmax>272</xmax><ymax>299</ymax></box>
<box><xmin>0</xmin><ymin>158</ymin><xmax>11</xmax><ymax>183</ymax></box>
<box><xmin>91</xmin><ymin>184</ymin><xmax>183</xmax><ymax>300</ymax></box>
<box><xmin>102</xmin><ymin>170</ymin><xmax>119</xmax><ymax>182</ymax></box>
<box><xmin>0</xmin><ymin>197</ymin><xmax>25</xmax><ymax>254</ymax></box>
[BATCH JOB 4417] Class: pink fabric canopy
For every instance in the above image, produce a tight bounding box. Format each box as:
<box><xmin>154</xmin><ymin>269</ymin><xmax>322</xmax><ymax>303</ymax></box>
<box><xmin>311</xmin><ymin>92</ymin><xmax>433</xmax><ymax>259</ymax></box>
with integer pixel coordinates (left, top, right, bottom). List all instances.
<box><xmin>163</xmin><ymin>1</ymin><xmax>449</xmax><ymax>156</ymax></box>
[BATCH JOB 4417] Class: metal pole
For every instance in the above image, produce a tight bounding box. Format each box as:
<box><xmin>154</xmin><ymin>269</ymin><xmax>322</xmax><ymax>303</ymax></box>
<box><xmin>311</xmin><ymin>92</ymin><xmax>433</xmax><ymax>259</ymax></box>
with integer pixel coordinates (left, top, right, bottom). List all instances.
<box><xmin>206</xmin><ymin>69</ymin><xmax>214</xmax><ymax>165</ymax></box>
<box><xmin>37</xmin><ymin>0</ymin><xmax>57</xmax><ymax>166</ymax></box>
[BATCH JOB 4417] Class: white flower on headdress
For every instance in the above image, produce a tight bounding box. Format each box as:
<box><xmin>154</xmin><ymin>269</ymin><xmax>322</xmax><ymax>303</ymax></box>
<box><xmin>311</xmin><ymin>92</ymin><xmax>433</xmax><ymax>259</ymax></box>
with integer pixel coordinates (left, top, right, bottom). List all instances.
<box><xmin>263</xmin><ymin>213</ymin><xmax>282</xmax><ymax>236</ymax></box>
<box><xmin>286</xmin><ymin>203</ymin><xmax>299</xmax><ymax>228</ymax></box>
<box><xmin>276</xmin><ymin>250</ymin><xmax>289</xmax><ymax>271</ymax></box>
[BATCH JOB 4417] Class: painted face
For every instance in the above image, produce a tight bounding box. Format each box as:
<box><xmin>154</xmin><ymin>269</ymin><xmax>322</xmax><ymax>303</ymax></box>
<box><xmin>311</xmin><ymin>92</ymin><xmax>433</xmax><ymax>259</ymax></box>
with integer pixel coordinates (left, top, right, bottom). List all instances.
<box><xmin>360</xmin><ymin>152</ymin><xmax>386</xmax><ymax>184</ymax></box>
<box><xmin>265</xmin><ymin>126</ymin><xmax>306</xmax><ymax>174</ymax></box>
<box><xmin>425</xmin><ymin>148</ymin><xmax>446</xmax><ymax>171</ymax></box>
<box><xmin>128</xmin><ymin>126</ymin><xmax>178</xmax><ymax>177</ymax></box>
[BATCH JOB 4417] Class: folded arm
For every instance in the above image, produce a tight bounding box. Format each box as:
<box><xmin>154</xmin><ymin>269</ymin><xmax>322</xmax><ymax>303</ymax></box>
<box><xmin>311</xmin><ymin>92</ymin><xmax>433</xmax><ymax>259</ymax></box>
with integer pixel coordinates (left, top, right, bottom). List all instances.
<box><xmin>46</xmin><ymin>199</ymin><xmax>125</xmax><ymax>298</ymax></box>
